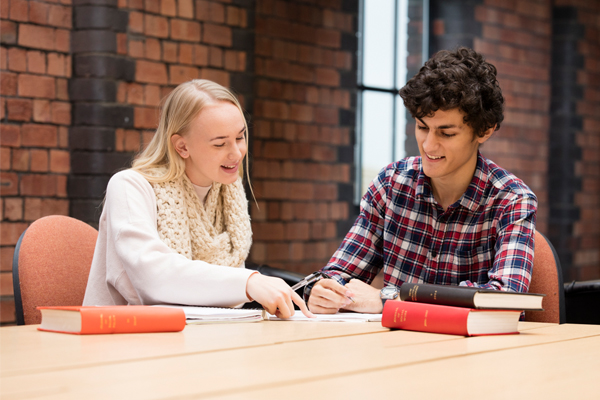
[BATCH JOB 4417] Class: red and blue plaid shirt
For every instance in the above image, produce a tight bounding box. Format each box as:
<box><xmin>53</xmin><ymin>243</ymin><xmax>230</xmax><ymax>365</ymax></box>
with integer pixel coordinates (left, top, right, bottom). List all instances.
<box><xmin>319</xmin><ymin>152</ymin><xmax>537</xmax><ymax>294</ymax></box>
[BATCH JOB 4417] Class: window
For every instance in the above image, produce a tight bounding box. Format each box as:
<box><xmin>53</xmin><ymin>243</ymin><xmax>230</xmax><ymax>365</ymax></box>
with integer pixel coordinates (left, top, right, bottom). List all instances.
<box><xmin>356</xmin><ymin>0</ymin><xmax>428</xmax><ymax>200</ymax></box>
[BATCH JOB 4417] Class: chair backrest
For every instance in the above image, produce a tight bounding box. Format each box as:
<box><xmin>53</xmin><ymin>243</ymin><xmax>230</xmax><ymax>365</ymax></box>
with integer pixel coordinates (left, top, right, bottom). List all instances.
<box><xmin>525</xmin><ymin>230</ymin><xmax>566</xmax><ymax>324</ymax></box>
<box><xmin>12</xmin><ymin>215</ymin><xmax>98</xmax><ymax>325</ymax></box>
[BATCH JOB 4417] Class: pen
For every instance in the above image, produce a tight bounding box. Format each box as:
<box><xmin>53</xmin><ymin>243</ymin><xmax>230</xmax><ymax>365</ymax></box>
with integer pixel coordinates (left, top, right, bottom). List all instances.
<box><xmin>291</xmin><ymin>272</ymin><xmax>355</xmax><ymax>303</ymax></box>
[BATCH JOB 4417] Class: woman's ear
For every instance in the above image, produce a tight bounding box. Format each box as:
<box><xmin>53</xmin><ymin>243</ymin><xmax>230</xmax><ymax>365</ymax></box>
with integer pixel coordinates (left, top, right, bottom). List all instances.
<box><xmin>171</xmin><ymin>134</ymin><xmax>189</xmax><ymax>159</ymax></box>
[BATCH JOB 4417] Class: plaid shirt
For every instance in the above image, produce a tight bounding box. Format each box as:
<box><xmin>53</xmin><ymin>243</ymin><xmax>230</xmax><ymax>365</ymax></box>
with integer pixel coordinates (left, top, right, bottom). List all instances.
<box><xmin>315</xmin><ymin>152</ymin><xmax>537</xmax><ymax>296</ymax></box>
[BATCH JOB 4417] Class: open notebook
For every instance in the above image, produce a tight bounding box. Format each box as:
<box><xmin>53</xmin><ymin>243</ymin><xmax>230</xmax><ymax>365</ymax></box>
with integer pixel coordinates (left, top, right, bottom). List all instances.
<box><xmin>155</xmin><ymin>305</ymin><xmax>381</xmax><ymax>323</ymax></box>
<box><xmin>155</xmin><ymin>305</ymin><xmax>266</xmax><ymax>324</ymax></box>
<box><xmin>268</xmin><ymin>312</ymin><xmax>382</xmax><ymax>322</ymax></box>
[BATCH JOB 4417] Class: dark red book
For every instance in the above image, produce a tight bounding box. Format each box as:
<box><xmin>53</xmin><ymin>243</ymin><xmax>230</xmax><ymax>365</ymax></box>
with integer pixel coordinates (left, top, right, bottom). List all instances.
<box><xmin>37</xmin><ymin>306</ymin><xmax>186</xmax><ymax>335</ymax></box>
<box><xmin>400</xmin><ymin>283</ymin><xmax>544</xmax><ymax>310</ymax></box>
<box><xmin>381</xmin><ymin>300</ymin><xmax>521</xmax><ymax>336</ymax></box>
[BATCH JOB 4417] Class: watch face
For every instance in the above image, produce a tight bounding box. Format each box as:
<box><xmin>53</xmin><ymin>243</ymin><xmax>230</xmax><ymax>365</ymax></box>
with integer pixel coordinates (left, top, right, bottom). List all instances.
<box><xmin>381</xmin><ymin>286</ymin><xmax>399</xmax><ymax>299</ymax></box>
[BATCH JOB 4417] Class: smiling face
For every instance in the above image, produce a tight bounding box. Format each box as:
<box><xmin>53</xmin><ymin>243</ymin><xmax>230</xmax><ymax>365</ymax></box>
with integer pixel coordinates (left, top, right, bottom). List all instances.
<box><xmin>416</xmin><ymin>108</ymin><xmax>493</xmax><ymax>190</ymax></box>
<box><xmin>170</xmin><ymin>101</ymin><xmax>247</xmax><ymax>187</ymax></box>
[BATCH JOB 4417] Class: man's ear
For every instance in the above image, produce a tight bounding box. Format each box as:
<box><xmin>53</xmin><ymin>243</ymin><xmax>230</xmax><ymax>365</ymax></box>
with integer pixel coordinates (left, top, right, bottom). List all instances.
<box><xmin>477</xmin><ymin>125</ymin><xmax>496</xmax><ymax>145</ymax></box>
<box><xmin>171</xmin><ymin>134</ymin><xmax>189</xmax><ymax>159</ymax></box>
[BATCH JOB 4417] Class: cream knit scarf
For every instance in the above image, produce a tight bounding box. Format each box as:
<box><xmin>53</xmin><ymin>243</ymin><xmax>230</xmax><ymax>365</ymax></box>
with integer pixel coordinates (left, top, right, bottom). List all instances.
<box><xmin>150</xmin><ymin>173</ymin><xmax>252</xmax><ymax>268</ymax></box>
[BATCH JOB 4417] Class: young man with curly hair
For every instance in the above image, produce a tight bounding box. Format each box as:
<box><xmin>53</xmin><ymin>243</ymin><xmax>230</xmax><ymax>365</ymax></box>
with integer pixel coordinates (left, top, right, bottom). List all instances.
<box><xmin>307</xmin><ymin>47</ymin><xmax>538</xmax><ymax>314</ymax></box>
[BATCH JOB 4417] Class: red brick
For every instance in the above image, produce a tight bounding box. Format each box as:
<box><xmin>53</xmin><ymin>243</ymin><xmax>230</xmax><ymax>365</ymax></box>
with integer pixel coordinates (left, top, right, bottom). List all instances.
<box><xmin>0</xmin><ymin>147</ymin><xmax>10</xmax><ymax>170</ymax></box>
<box><xmin>136</xmin><ymin>60</ymin><xmax>168</xmax><ymax>84</ymax></box>
<box><xmin>56</xmin><ymin>78</ymin><xmax>68</xmax><ymax>100</ymax></box>
<box><xmin>1</xmin><ymin>124</ymin><xmax>20</xmax><ymax>147</ymax></box>
<box><xmin>126</xmin><ymin>83</ymin><xmax>144</xmax><ymax>105</ymax></box>
<box><xmin>161</xmin><ymin>0</ymin><xmax>176</xmax><ymax>16</ymax></box>
<box><xmin>41</xmin><ymin>198</ymin><xmax>69</xmax><ymax>217</ymax></box>
<box><xmin>162</xmin><ymin>41</ymin><xmax>178</xmax><ymax>63</ymax></box>
<box><xmin>11</xmin><ymin>148</ymin><xmax>29</xmax><ymax>171</ymax></box>
<box><xmin>26</xmin><ymin>50</ymin><xmax>46</xmax><ymax>74</ymax></box>
<box><xmin>50</xmin><ymin>149</ymin><xmax>69</xmax><ymax>173</ymax></box>
<box><xmin>0</xmin><ymin>20</ymin><xmax>17</xmax><ymax>44</ymax></box>
<box><xmin>193</xmin><ymin>44</ymin><xmax>208</xmax><ymax>66</ymax></box>
<box><xmin>209</xmin><ymin>46</ymin><xmax>223</xmax><ymax>67</ymax></box>
<box><xmin>129</xmin><ymin>11</ymin><xmax>144</xmax><ymax>33</ymax></box>
<box><xmin>179</xmin><ymin>43</ymin><xmax>193</xmax><ymax>65</ymax></box>
<box><xmin>134</xmin><ymin>106</ymin><xmax>159</xmax><ymax>129</ymax></box>
<box><xmin>6</xmin><ymin>99</ymin><xmax>32</xmax><ymax>121</ymax></box>
<box><xmin>46</xmin><ymin>52</ymin><xmax>65</xmax><ymax>76</ymax></box>
<box><xmin>178</xmin><ymin>0</ymin><xmax>193</xmax><ymax>18</ymax></box>
<box><xmin>33</xmin><ymin>99</ymin><xmax>51</xmax><ymax>122</ymax></box>
<box><xmin>144</xmin><ymin>38</ymin><xmax>161</xmax><ymax>61</ymax></box>
<box><xmin>54</xmin><ymin>29</ymin><xmax>70</xmax><ymax>52</ymax></box>
<box><xmin>0</xmin><ymin>172</ymin><xmax>18</xmax><ymax>195</ymax></box>
<box><xmin>0</xmin><ymin>0</ymin><xmax>8</xmax><ymax>18</ymax></box>
<box><xmin>7</xmin><ymin>47</ymin><xmax>26</xmax><ymax>72</ymax></box>
<box><xmin>1</xmin><ymin>222</ymin><xmax>26</xmax><ymax>246</ymax></box>
<box><xmin>117</xmin><ymin>32</ymin><xmax>127</xmax><ymax>55</ymax></box>
<box><xmin>199</xmin><ymin>68</ymin><xmax>229</xmax><ymax>87</ymax></box>
<box><xmin>0</xmin><ymin>272</ymin><xmax>14</xmax><ymax>296</ymax></box>
<box><xmin>58</xmin><ymin>126</ymin><xmax>68</xmax><ymax>148</ymax></box>
<box><xmin>0</xmin><ymin>299</ymin><xmax>16</xmax><ymax>324</ymax></box>
<box><xmin>0</xmin><ymin>247</ymin><xmax>15</xmax><ymax>272</ymax></box>
<box><xmin>1</xmin><ymin>72</ymin><xmax>18</xmax><ymax>96</ymax></box>
<box><xmin>10</xmin><ymin>0</ymin><xmax>29</xmax><ymax>22</ymax></box>
<box><xmin>203</xmin><ymin>23</ymin><xmax>232</xmax><ymax>46</ymax></box>
<box><xmin>123</xmin><ymin>129</ymin><xmax>141</xmax><ymax>152</ymax></box>
<box><xmin>51</xmin><ymin>101</ymin><xmax>70</xmax><ymax>125</ymax></box>
<box><xmin>129</xmin><ymin>39</ymin><xmax>144</xmax><ymax>58</ymax></box>
<box><xmin>169</xmin><ymin>64</ymin><xmax>198</xmax><ymax>85</ymax></box>
<box><xmin>0</xmin><ymin>47</ymin><xmax>6</xmax><ymax>70</ymax></box>
<box><xmin>145</xmin><ymin>14</ymin><xmax>169</xmax><ymax>38</ymax></box>
<box><xmin>30</xmin><ymin>149</ymin><xmax>48</xmax><ymax>172</ymax></box>
<box><xmin>170</xmin><ymin>19</ymin><xmax>201</xmax><ymax>42</ymax></box>
<box><xmin>18</xmin><ymin>24</ymin><xmax>55</xmax><ymax>51</ymax></box>
<box><xmin>144</xmin><ymin>0</ymin><xmax>160</xmax><ymax>13</ymax></box>
<box><xmin>20</xmin><ymin>174</ymin><xmax>57</xmax><ymax>196</ymax></box>
<box><xmin>145</xmin><ymin>85</ymin><xmax>161</xmax><ymax>106</ymax></box>
<box><xmin>129</xmin><ymin>0</ymin><xmax>144</xmax><ymax>10</ymax></box>
<box><xmin>18</xmin><ymin>74</ymin><xmax>55</xmax><ymax>98</ymax></box>
<box><xmin>21</xmin><ymin>123</ymin><xmax>58</xmax><ymax>147</ymax></box>
<box><xmin>48</xmin><ymin>4</ymin><xmax>71</xmax><ymax>28</ymax></box>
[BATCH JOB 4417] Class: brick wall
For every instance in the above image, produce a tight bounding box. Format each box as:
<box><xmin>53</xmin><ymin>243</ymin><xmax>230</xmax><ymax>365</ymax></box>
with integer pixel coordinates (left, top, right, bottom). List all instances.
<box><xmin>553</xmin><ymin>0</ymin><xmax>600</xmax><ymax>281</ymax></box>
<box><xmin>248</xmin><ymin>0</ymin><xmax>358</xmax><ymax>276</ymax></box>
<box><xmin>1</xmin><ymin>0</ymin><xmax>72</xmax><ymax>324</ymax></box>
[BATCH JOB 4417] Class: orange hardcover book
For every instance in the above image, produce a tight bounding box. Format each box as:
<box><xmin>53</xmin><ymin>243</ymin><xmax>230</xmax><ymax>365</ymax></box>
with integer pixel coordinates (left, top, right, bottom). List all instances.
<box><xmin>381</xmin><ymin>300</ymin><xmax>521</xmax><ymax>336</ymax></box>
<box><xmin>37</xmin><ymin>306</ymin><xmax>186</xmax><ymax>335</ymax></box>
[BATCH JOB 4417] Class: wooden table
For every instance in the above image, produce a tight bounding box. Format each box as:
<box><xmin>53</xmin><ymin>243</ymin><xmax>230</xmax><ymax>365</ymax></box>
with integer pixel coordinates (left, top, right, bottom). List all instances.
<box><xmin>1</xmin><ymin>321</ymin><xmax>599</xmax><ymax>399</ymax></box>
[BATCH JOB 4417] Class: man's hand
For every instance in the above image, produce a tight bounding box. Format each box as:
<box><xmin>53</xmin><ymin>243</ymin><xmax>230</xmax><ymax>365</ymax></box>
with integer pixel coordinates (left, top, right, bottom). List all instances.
<box><xmin>307</xmin><ymin>279</ymin><xmax>354</xmax><ymax>314</ymax></box>
<box><xmin>342</xmin><ymin>279</ymin><xmax>384</xmax><ymax>313</ymax></box>
<box><xmin>308</xmin><ymin>278</ymin><xmax>383</xmax><ymax>314</ymax></box>
<box><xmin>246</xmin><ymin>273</ymin><xmax>314</xmax><ymax>319</ymax></box>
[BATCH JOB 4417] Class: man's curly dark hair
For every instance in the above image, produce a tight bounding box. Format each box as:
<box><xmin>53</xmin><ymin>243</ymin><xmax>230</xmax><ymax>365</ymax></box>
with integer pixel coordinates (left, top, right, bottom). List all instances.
<box><xmin>399</xmin><ymin>47</ymin><xmax>504</xmax><ymax>137</ymax></box>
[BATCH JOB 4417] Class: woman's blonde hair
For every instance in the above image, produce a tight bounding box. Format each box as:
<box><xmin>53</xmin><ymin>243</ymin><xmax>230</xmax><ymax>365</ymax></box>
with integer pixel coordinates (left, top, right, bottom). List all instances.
<box><xmin>132</xmin><ymin>79</ymin><xmax>252</xmax><ymax>191</ymax></box>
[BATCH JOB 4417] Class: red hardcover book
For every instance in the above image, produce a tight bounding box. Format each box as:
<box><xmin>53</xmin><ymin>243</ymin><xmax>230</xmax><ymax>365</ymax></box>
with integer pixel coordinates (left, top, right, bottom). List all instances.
<box><xmin>37</xmin><ymin>306</ymin><xmax>186</xmax><ymax>335</ymax></box>
<box><xmin>381</xmin><ymin>300</ymin><xmax>521</xmax><ymax>336</ymax></box>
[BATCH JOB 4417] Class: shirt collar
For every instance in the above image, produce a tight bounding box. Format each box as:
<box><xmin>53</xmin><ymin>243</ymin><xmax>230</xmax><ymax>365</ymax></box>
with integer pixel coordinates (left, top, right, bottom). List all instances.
<box><xmin>415</xmin><ymin>152</ymin><xmax>489</xmax><ymax>211</ymax></box>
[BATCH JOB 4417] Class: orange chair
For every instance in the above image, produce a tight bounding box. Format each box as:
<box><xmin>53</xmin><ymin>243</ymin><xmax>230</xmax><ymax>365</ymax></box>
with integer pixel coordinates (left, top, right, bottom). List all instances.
<box><xmin>525</xmin><ymin>230</ymin><xmax>566</xmax><ymax>324</ymax></box>
<box><xmin>12</xmin><ymin>215</ymin><xmax>98</xmax><ymax>325</ymax></box>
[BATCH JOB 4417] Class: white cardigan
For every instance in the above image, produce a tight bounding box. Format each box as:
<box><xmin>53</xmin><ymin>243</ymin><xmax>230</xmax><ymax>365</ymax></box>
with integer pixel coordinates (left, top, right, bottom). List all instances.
<box><xmin>83</xmin><ymin>169</ymin><xmax>255</xmax><ymax>307</ymax></box>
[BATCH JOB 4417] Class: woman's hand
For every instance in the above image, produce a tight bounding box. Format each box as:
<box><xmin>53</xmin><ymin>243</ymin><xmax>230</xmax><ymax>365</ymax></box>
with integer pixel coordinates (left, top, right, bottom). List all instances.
<box><xmin>246</xmin><ymin>273</ymin><xmax>314</xmax><ymax>319</ymax></box>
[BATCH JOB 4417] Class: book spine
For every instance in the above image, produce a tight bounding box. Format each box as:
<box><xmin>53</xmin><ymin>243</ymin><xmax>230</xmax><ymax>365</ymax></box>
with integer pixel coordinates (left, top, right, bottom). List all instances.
<box><xmin>79</xmin><ymin>307</ymin><xmax>186</xmax><ymax>334</ymax></box>
<box><xmin>399</xmin><ymin>283</ymin><xmax>476</xmax><ymax>308</ymax></box>
<box><xmin>382</xmin><ymin>300</ymin><xmax>470</xmax><ymax>336</ymax></box>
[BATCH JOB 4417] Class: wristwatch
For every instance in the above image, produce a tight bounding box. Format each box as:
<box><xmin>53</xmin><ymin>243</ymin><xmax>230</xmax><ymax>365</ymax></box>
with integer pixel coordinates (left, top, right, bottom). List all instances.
<box><xmin>380</xmin><ymin>285</ymin><xmax>400</xmax><ymax>307</ymax></box>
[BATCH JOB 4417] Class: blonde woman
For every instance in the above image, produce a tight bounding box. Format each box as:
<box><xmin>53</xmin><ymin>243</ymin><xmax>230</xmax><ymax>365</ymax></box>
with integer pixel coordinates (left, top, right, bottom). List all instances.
<box><xmin>84</xmin><ymin>79</ymin><xmax>312</xmax><ymax>319</ymax></box>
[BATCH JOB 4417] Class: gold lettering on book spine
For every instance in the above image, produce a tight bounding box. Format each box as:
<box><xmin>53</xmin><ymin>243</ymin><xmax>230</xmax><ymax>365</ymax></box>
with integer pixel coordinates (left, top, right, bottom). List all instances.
<box><xmin>424</xmin><ymin>310</ymin><xmax>428</xmax><ymax>327</ymax></box>
<box><xmin>409</xmin><ymin>285</ymin><xmax>419</xmax><ymax>301</ymax></box>
<box><xmin>100</xmin><ymin>314</ymin><xmax>103</xmax><ymax>329</ymax></box>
